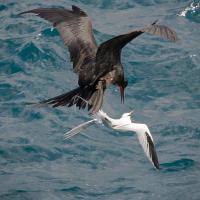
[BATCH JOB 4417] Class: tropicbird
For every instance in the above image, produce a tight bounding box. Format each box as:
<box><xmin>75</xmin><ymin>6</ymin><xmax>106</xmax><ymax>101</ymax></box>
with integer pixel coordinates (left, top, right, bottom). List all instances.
<box><xmin>64</xmin><ymin>110</ymin><xmax>159</xmax><ymax>169</ymax></box>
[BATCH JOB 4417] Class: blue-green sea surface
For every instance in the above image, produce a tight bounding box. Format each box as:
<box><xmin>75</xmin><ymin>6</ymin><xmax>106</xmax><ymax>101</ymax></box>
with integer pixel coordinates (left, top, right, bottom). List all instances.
<box><xmin>0</xmin><ymin>0</ymin><xmax>200</xmax><ymax>200</ymax></box>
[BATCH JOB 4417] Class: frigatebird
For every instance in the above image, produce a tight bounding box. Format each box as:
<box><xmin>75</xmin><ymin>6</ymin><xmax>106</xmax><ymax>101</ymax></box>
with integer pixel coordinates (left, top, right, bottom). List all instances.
<box><xmin>20</xmin><ymin>5</ymin><xmax>178</xmax><ymax>113</ymax></box>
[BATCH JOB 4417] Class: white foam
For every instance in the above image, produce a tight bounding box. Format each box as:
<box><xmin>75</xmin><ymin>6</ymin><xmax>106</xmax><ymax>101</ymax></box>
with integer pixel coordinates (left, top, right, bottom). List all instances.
<box><xmin>178</xmin><ymin>2</ymin><xmax>200</xmax><ymax>17</ymax></box>
<box><xmin>189</xmin><ymin>54</ymin><xmax>196</xmax><ymax>58</ymax></box>
<box><xmin>35</xmin><ymin>33</ymin><xmax>42</xmax><ymax>40</ymax></box>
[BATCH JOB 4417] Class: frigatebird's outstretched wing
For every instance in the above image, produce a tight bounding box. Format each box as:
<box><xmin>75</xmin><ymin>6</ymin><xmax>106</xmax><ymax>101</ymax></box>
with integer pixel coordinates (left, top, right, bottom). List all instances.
<box><xmin>95</xmin><ymin>22</ymin><xmax>178</xmax><ymax>76</ymax></box>
<box><xmin>20</xmin><ymin>5</ymin><xmax>97</xmax><ymax>74</ymax></box>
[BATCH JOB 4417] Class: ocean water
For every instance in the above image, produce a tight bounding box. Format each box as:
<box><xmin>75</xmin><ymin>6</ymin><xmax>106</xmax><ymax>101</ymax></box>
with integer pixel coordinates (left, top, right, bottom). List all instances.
<box><xmin>0</xmin><ymin>0</ymin><xmax>200</xmax><ymax>199</ymax></box>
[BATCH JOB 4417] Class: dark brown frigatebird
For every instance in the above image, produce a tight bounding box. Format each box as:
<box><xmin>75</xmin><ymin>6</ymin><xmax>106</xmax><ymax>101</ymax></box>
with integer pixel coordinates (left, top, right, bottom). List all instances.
<box><xmin>20</xmin><ymin>5</ymin><xmax>178</xmax><ymax>113</ymax></box>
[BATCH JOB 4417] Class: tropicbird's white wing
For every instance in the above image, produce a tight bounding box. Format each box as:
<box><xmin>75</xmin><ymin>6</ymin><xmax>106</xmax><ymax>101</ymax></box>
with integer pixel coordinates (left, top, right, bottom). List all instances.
<box><xmin>136</xmin><ymin>127</ymin><xmax>159</xmax><ymax>169</ymax></box>
<box><xmin>63</xmin><ymin>119</ymin><xmax>97</xmax><ymax>140</ymax></box>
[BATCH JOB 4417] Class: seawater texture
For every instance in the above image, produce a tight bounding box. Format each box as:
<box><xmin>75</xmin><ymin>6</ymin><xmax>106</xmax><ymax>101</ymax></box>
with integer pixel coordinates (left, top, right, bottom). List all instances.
<box><xmin>0</xmin><ymin>0</ymin><xmax>200</xmax><ymax>200</ymax></box>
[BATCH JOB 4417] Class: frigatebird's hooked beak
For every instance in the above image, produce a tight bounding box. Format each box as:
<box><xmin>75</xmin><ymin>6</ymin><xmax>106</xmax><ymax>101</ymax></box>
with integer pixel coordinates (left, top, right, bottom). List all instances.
<box><xmin>119</xmin><ymin>86</ymin><xmax>125</xmax><ymax>103</ymax></box>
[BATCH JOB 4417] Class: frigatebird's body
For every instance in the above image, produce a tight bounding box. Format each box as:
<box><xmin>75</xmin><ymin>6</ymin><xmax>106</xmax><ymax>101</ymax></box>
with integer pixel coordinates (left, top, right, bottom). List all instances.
<box><xmin>20</xmin><ymin>5</ymin><xmax>178</xmax><ymax>113</ymax></box>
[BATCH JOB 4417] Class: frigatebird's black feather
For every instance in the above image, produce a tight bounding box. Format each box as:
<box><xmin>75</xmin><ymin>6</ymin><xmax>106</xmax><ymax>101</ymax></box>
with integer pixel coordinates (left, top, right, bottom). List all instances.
<box><xmin>20</xmin><ymin>5</ymin><xmax>178</xmax><ymax>113</ymax></box>
<box><xmin>94</xmin><ymin>22</ymin><xmax>178</xmax><ymax>80</ymax></box>
<box><xmin>20</xmin><ymin>5</ymin><xmax>97</xmax><ymax>76</ymax></box>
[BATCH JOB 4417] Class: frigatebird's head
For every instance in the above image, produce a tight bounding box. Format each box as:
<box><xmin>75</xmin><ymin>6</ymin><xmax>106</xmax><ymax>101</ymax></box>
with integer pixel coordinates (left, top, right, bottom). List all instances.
<box><xmin>119</xmin><ymin>80</ymin><xmax>128</xmax><ymax>103</ymax></box>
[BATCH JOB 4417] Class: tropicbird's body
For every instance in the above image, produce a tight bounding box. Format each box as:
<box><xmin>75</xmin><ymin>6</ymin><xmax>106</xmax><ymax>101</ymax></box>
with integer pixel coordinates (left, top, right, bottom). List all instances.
<box><xmin>64</xmin><ymin>110</ymin><xmax>159</xmax><ymax>169</ymax></box>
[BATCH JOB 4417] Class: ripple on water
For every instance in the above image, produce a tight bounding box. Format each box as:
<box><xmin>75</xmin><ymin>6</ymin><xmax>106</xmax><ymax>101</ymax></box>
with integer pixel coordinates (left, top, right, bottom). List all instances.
<box><xmin>161</xmin><ymin>158</ymin><xmax>195</xmax><ymax>172</ymax></box>
<box><xmin>0</xmin><ymin>145</ymin><xmax>63</xmax><ymax>164</ymax></box>
<box><xmin>0</xmin><ymin>5</ymin><xmax>7</xmax><ymax>12</ymax></box>
<box><xmin>0</xmin><ymin>60</ymin><xmax>24</xmax><ymax>75</ymax></box>
<box><xmin>0</xmin><ymin>83</ymin><xmax>21</xmax><ymax>102</ymax></box>
<box><xmin>60</xmin><ymin>186</ymin><xmax>83</xmax><ymax>193</ymax></box>
<box><xmin>17</xmin><ymin>41</ymin><xmax>63</xmax><ymax>65</ymax></box>
<box><xmin>18</xmin><ymin>42</ymin><xmax>46</xmax><ymax>62</ymax></box>
<box><xmin>42</xmin><ymin>27</ymin><xmax>59</xmax><ymax>37</ymax></box>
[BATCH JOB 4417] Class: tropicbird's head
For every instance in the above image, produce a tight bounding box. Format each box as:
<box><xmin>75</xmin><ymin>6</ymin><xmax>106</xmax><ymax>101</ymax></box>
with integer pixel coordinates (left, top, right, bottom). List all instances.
<box><xmin>121</xmin><ymin>110</ymin><xmax>134</xmax><ymax>119</ymax></box>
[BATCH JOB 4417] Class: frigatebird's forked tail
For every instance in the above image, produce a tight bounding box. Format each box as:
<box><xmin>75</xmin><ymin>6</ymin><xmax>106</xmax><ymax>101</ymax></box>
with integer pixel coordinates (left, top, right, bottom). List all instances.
<box><xmin>38</xmin><ymin>85</ymin><xmax>104</xmax><ymax>113</ymax></box>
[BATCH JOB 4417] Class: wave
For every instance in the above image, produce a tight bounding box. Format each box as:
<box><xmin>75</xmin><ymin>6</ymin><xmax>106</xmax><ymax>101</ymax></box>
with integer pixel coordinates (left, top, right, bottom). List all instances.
<box><xmin>178</xmin><ymin>2</ymin><xmax>200</xmax><ymax>17</ymax></box>
<box><xmin>161</xmin><ymin>158</ymin><xmax>195</xmax><ymax>172</ymax></box>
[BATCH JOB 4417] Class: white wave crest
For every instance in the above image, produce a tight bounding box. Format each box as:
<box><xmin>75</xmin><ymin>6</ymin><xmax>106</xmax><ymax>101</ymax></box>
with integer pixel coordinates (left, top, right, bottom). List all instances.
<box><xmin>178</xmin><ymin>2</ymin><xmax>200</xmax><ymax>17</ymax></box>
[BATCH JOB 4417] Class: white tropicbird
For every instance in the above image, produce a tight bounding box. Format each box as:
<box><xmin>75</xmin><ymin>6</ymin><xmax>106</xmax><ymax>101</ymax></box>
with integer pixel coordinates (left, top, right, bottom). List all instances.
<box><xmin>64</xmin><ymin>110</ymin><xmax>159</xmax><ymax>169</ymax></box>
